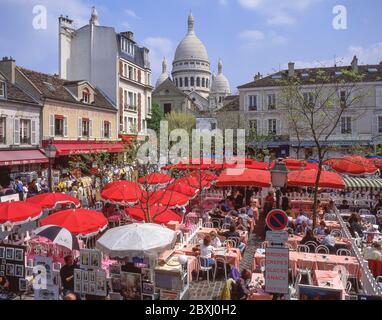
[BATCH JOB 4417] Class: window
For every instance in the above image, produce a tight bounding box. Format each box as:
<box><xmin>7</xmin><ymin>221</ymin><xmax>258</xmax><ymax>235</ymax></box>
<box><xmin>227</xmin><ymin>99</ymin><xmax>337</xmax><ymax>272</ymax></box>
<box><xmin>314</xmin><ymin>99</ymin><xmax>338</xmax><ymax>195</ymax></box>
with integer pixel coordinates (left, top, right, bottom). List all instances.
<box><xmin>218</xmin><ymin>96</ymin><xmax>223</xmax><ymax>103</ymax></box>
<box><xmin>268</xmin><ymin>119</ymin><xmax>277</xmax><ymax>135</ymax></box>
<box><xmin>0</xmin><ymin>82</ymin><xmax>5</xmax><ymax>97</ymax></box>
<box><xmin>148</xmin><ymin>97</ymin><xmax>152</xmax><ymax>114</ymax></box>
<box><xmin>303</xmin><ymin>92</ymin><xmax>314</xmax><ymax>107</ymax></box>
<box><xmin>82</xmin><ymin>88</ymin><xmax>90</xmax><ymax>103</ymax></box>
<box><xmin>164</xmin><ymin>103</ymin><xmax>172</xmax><ymax>114</ymax></box>
<box><xmin>128</xmin><ymin>66</ymin><xmax>133</xmax><ymax>80</ymax></box>
<box><xmin>190</xmin><ymin>77</ymin><xmax>195</xmax><ymax>87</ymax></box>
<box><xmin>142</xmin><ymin>120</ymin><xmax>146</xmax><ymax>130</ymax></box>
<box><xmin>54</xmin><ymin>116</ymin><xmax>64</xmax><ymax>136</ymax></box>
<box><xmin>147</xmin><ymin>73</ymin><xmax>151</xmax><ymax>86</ymax></box>
<box><xmin>184</xmin><ymin>77</ymin><xmax>189</xmax><ymax>87</ymax></box>
<box><xmin>20</xmin><ymin>119</ymin><xmax>31</xmax><ymax>144</ymax></box>
<box><xmin>249</xmin><ymin>120</ymin><xmax>257</xmax><ymax>134</ymax></box>
<box><xmin>179</xmin><ymin>78</ymin><xmax>183</xmax><ymax>87</ymax></box>
<box><xmin>202</xmin><ymin>78</ymin><xmax>205</xmax><ymax>87</ymax></box>
<box><xmin>341</xmin><ymin>117</ymin><xmax>352</xmax><ymax>134</ymax></box>
<box><xmin>206</xmin><ymin>79</ymin><xmax>209</xmax><ymax>88</ymax></box>
<box><xmin>196</xmin><ymin>77</ymin><xmax>200</xmax><ymax>87</ymax></box>
<box><xmin>376</xmin><ymin>87</ymin><xmax>382</xmax><ymax>107</ymax></box>
<box><xmin>82</xmin><ymin>119</ymin><xmax>90</xmax><ymax>137</ymax></box>
<box><xmin>248</xmin><ymin>95</ymin><xmax>257</xmax><ymax>111</ymax></box>
<box><xmin>267</xmin><ymin>94</ymin><xmax>276</xmax><ymax>110</ymax></box>
<box><xmin>378</xmin><ymin>116</ymin><xmax>382</xmax><ymax>134</ymax></box>
<box><xmin>0</xmin><ymin>117</ymin><xmax>5</xmax><ymax>143</ymax></box>
<box><xmin>175</xmin><ymin>78</ymin><xmax>178</xmax><ymax>87</ymax></box>
<box><xmin>123</xmin><ymin>64</ymin><xmax>127</xmax><ymax>77</ymax></box>
<box><xmin>103</xmin><ymin>121</ymin><xmax>111</xmax><ymax>138</ymax></box>
<box><xmin>340</xmin><ymin>90</ymin><xmax>347</xmax><ymax>108</ymax></box>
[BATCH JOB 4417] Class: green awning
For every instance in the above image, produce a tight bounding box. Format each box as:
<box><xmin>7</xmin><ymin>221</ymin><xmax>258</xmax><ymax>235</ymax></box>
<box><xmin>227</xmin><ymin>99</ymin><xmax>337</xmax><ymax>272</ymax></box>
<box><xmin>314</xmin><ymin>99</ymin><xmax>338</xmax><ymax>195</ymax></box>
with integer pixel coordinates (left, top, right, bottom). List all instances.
<box><xmin>343</xmin><ymin>176</ymin><xmax>382</xmax><ymax>190</ymax></box>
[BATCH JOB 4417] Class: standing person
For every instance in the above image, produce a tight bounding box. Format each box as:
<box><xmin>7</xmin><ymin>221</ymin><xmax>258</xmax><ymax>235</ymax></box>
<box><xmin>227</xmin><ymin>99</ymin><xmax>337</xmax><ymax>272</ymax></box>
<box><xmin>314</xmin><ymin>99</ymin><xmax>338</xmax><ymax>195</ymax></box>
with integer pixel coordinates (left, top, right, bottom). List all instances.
<box><xmin>281</xmin><ymin>192</ymin><xmax>289</xmax><ymax>212</ymax></box>
<box><xmin>22</xmin><ymin>182</ymin><xmax>28</xmax><ymax>200</ymax></box>
<box><xmin>233</xmin><ymin>189</ymin><xmax>244</xmax><ymax>210</ymax></box>
<box><xmin>15</xmin><ymin>178</ymin><xmax>24</xmax><ymax>200</ymax></box>
<box><xmin>77</xmin><ymin>183</ymin><xmax>84</xmax><ymax>202</ymax></box>
<box><xmin>60</xmin><ymin>255</ymin><xmax>78</xmax><ymax>297</ymax></box>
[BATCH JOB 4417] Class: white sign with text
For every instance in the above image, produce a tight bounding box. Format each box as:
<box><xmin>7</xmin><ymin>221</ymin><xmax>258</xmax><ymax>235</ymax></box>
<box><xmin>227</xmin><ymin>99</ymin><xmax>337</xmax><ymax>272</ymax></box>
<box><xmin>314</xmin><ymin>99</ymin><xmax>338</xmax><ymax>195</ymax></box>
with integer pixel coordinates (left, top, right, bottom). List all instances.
<box><xmin>265</xmin><ymin>247</ymin><xmax>289</xmax><ymax>294</ymax></box>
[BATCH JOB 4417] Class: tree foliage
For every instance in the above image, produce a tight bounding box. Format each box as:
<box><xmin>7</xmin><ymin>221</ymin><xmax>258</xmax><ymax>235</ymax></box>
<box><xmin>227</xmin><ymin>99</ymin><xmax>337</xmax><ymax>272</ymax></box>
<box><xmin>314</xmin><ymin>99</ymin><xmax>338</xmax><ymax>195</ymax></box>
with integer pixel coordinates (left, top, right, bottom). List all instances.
<box><xmin>148</xmin><ymin>102</ymin><xmax>164</xmax><ymax>133</ymax></box>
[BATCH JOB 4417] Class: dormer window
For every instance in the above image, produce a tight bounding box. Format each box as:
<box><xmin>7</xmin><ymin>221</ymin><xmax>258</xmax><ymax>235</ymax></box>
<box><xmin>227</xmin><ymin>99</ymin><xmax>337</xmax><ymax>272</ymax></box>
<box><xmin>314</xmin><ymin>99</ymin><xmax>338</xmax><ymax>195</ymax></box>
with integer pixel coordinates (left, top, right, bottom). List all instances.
<box><xmin>0</xmin><ymin>81</ymin><xmax>5</xmax><ymax>98</ymax></box>
<box><xmin>82</xmin><ymin>88</ymin><xmax>90</xmax><ymax>103</ymax></box>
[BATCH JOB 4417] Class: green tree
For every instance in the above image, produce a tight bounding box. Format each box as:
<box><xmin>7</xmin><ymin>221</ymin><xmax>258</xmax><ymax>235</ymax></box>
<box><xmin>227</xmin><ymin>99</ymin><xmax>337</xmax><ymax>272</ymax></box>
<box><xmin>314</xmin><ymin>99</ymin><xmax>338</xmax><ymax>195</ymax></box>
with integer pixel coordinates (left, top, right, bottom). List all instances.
<box><xmin>165</xmin><ymin>111</ymin><xmax>196</xmax><ymax>134</ymax></box>
<box><xmin>148</xmin><ymin>102</ymin><xmax>164</xmax><ymax>133</ymax></box>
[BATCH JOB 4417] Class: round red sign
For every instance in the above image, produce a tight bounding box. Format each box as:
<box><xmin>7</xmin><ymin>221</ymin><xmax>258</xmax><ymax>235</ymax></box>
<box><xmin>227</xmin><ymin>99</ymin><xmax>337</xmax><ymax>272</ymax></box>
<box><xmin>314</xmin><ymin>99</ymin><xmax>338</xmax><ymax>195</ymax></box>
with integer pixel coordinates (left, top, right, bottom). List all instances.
<box><xmin>266</xmin><ymin>209</ymin><xmax>289</xmax><ymax>231</ymax></box>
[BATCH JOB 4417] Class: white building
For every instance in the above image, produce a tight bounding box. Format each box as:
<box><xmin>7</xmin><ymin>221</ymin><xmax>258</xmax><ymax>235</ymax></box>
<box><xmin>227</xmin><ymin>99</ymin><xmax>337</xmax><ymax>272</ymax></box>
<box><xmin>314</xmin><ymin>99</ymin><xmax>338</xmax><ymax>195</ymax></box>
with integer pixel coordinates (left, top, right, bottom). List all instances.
<box><xmin>59</xmin><ymin>7</ymin><xmax>152</xmax><ymax>135</ymax></box>
<box><xmin>237</xmin><ymin>57</ymin><xmax>382</xmax><ymax>159</ymax></box>
<box><xmin>154</xmin><ymin>13</ymin><xmax>231</xmax><ymax>118</ymax></box>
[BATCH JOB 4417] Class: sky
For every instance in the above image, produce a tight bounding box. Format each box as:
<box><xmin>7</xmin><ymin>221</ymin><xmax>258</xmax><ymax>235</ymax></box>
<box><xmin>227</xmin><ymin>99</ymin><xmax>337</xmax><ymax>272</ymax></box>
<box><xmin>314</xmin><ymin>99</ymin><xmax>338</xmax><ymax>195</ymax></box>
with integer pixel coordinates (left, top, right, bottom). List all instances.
<box><xmin>0</xmin><ymin>0</ymin><xmax>382</xmax><ymax>93</ymax></box>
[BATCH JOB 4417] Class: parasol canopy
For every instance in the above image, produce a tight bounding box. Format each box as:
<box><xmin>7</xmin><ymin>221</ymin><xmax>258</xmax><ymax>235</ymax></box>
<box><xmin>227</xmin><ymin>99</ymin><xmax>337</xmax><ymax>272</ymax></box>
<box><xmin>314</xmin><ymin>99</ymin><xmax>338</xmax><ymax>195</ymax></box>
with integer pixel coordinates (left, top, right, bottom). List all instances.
<box><xmin>287</xmin><ymin>169</ymin><xmax>345</xmax><ymax>189</ymax></box>
<box><xmin>216</xmin><ymin>168</ymin><xmax>271</xmax><ymax>187</ymax></box>
<box><xmin>125</xmin><ymin>204</ymin><xmax>182</xmax><ymax>224</ymax></box>
<box><xmin>26</xmin><ymin>192</ymin><xmax>80</xmax><ymax>209</ymax></box>
<box><xmin>0</xmin><ymin>201</ymin><xmax>42</xmax><ymax>226</ymax></box>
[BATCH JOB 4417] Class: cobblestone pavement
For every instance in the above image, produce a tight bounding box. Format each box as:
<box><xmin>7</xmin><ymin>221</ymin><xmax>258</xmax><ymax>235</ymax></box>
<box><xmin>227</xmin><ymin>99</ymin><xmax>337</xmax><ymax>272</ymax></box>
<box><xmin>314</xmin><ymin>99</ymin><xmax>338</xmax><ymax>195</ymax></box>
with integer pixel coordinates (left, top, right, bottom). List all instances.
<box><xmin>188</xmin><ymin>233</ymin><xmax>258</xmax><ymax>300</ymax></box>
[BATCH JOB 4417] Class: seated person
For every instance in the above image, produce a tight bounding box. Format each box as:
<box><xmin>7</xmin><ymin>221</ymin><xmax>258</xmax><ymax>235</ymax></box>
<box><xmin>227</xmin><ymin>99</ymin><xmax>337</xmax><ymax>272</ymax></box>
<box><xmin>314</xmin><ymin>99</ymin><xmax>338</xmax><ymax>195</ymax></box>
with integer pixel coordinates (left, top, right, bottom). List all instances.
<box><xmin>301</xmin><ymin>229</ymin><xmax>319</xmax><ymax>252</ymax></box>
<box><xmin>236</xmin><ymin>217</ymin><xmax>247</xmax><ymax>231</ymax></box>
<box><xmin>238</xmin><ymin>209</ymin><xmax>250</xmax><ymax>229</ymax></box>
<box><xmin>348</xmin><ymin>213</ymin><xmax>364</xmax><ymax>238</ymax></box>
<box><xmin>210</xmin><ymin>208</ymin><xmax>224</xmax><ymax>220</ymax></box>
<box><xmin>320</xmin><ymin>229</ymin><xmax>336</xmax><ymax>254</ymax></box>
<box><xmin>209</xmin><ymin>231</ymin><xmax>222</xmax><ymax>248</ymax></box>
<box><xmin>231</xmin><ymin>269</ymin><xmax>254</xmax><ymax>300</ymax></box>
<box><xmin>295</xmin><ymin>211</ymin><xmax>309</xmax><ymax>226</ymax></box>
<box><xmin>324</xmin><ymin>200</ymin><xmax>336</xmax><ymax>214</ymax></box>
<box><xmin>218</xmin><ymin>224</ymin><xmax>246</xmax><ymax>253</ymax></box>
<box><xmin>363</xmin><ymin>242</ymin><xmax>382</xmax><ymax>261</ymax></box>
<box><xmin>338</xmin><ymin>200</ymin><xmax>350</xmax><ymax>211</ymax></box>
<box><xmin>295</xmin><ymin>220</ymin><xmax>309</xmax><ymax>235</ymax></box>
<box><xmin>315</xmin><ymin>220</ymin><xmax>327</xmax><ymax>236</ymax></box>
<box><xmin>286</xmin><ymin>206</ymin><xmax>298</xmax><ymax>219</ymax></box>
<box><xmin>198</xmin><ymin>235</ymin><xmax>215</xmax><ymax>267</ymax></box>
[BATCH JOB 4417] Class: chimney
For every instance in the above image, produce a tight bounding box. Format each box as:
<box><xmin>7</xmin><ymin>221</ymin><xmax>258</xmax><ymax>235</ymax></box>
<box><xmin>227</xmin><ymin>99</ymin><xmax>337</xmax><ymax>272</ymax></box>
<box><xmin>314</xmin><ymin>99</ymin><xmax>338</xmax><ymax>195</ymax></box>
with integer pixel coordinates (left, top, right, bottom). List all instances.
<box><xmin>351</xmin><ymin>55</ymin><xmax>358</xmax><ymax>73</ymax></box>
<box><xmin>254</xmin><ymin>72</ymin><xmax>262</xmax><ymax>81</ymax></box>
<box><xmin>288</xmin><ymin>62</ymin><xmax>295</xmax><ymax>78</ymax></box>
<box><xmin>0</xmin><ymin>56</ymin><xmax>16</xmax><ymax>84</ymax></box>
<box><xmin>126</xmin><ymin>31</ymin><xmax>134</xmax><ymax>41</ymax></box>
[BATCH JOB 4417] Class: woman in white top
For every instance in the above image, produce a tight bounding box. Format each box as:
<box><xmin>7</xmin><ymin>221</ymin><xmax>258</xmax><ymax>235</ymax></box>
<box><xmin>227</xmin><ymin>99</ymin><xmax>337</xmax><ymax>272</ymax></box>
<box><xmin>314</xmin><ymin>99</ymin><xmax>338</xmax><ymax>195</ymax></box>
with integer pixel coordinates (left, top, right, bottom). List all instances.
<box><xmin>199</xmin><ymin>235</ymin><xmax>215</xmax><ymax>267</ymax></box>
<box><xmin>209</xmin><ymin>231</ymin><xmax>222</xmax><ymax>248</ymax></box>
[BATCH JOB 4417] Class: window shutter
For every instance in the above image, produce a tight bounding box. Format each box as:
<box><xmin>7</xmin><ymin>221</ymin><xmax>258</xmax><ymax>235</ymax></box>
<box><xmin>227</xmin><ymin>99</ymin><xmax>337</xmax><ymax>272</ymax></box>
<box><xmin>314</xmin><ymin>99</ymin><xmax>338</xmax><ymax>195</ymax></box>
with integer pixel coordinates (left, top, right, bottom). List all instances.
<box><xmin>277</xmin><ymin>119</ymin><xmax>282</xmax><ymax>135</ymax></box>
<box><xmin>109</xmin><ymin>121</ymin><xmax>112</xmax><ymax>139</ymax></box>
<box><xmin>78</xmin><ymin>118</ymin><xmax>82</xmax><ymax>138</ymax></box>
<box><xmin>13</xmin><ymin>118</ymin><xmax>20</xmax><ymax>145</ymax></box>
<box><xmin>89</xmin><ymin>120</ymin><xmax>93</xmax><ymax>138</ymax></box>
<box><xmin>63</xmin><ymin>116</ymin><xmax>68</xmax><ymax>137</ymax></box>
<box><xmin>376</xmin><ymin>87</ymin><xmax>382</xmax><ymax>107</ymax></box>
<box><xmin>101</xmin><ymin>120</ymin><xmax>104</xmax><ymax>139</ymax></box>
<box><xmin>49</xmin><ymin>114</ymin><xmax>54</xmax><ymax>137</ymax></box>
<box><xmin>119</xmin><ymin>61</ymin><xmax>123</xmax><ymax>76</ymax></box>
<box><xmin>31</xmin><ymin>120</ymin><xmax>37</xmax><ymax>145</ymax></box>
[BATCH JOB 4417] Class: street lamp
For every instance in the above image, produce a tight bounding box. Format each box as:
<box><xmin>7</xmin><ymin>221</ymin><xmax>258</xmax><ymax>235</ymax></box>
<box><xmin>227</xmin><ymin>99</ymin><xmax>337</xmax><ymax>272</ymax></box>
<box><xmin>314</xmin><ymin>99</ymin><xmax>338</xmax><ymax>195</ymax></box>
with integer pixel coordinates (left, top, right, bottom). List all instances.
<box><xmin>270</xmin><ymin>158</ymin><xmax>288</xmax><ymax>188</ymax></box>
<box><xmin>44</xmin><ymin>140</ymin><xmax>57</xmax><ymax>192</ymax></box>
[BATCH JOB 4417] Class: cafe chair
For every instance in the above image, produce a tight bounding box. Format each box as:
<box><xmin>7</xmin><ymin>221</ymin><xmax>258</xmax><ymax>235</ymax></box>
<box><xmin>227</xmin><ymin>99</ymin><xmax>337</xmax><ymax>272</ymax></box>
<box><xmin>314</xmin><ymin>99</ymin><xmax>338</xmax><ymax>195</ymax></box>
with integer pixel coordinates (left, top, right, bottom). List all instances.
<box><xmin>362</xmin><ymin>215</ymin><xmax>376</xmax><ymax>225</ymax></box>
<box><xmin>333</xmin><ymin>265</ymin><xmax>349</xmax><ymax>288</ymax></box>
<box><xmin>221</xmin><ymin>223</ymin><xmax>232</xmax><ymax>230</ymax></box>
<box><xmin>197</xmin><ymin>256</ymin><xmax>216</xmax><ymax>283</ymax></box>
<box><xmin>296</xmin><ymin>260</ymin><xmax>314</xmax><ymax>285</ymax></box>
<box><xmin>223</xmin><ymin>239</ymin><xmax>236</xmax><ymax>249</ymax></box>
<box><xmin>203</xmin><ymin>222</ymin><xmax>214</xmax><ymax>228</ymax></box>
<box><xmin>345</xmin><ymin>281</ymin><xmax>352</xmax><ymax>294</ymax></box>
<box><xmin>214</xmin><ymin>256</ymin><xmax>228</xmax><ymax>280</ymax></box>
<box><xmin>336</xmin><ymin>249</ymin><xmax>352</xmax><ymax>256</ymax></box>
<box><xmin>287</xmin><ymin>243</ymin><xmax>296</xmax><ymax>251</ymax></box>
<box><xmin>211</xmin><ymin>219</ymin><xmax>221</xmax><ymax>229</ymax></box>
<box><xmin>315</xmin><ymin>245</ymin><xmax>330</xmax><ymax>254</ymax></box>
<box><xmin>228</xmin><ymin>237</ymin><xmax>241</xmax><ymax>248</ymax></box>
<box><xmin>324</xmin><ymin>213</ymin><xmax>337</xmax><ymax>221</ymax></box>
<box><xmin>330</xmin><ymin>229</ymin><xmax>343</xmax><ymax>238</ymax></box>
<box><xmin>297</xmin><ymin>245</ymin><xmax>310</xmax><ymax>253</ymax></box>
<box><xmin>359</xmin><ymin>208</ymin><xmax>371</xmax><ymax>216</ymax></box>
<box><xmin>304</xmin><ymin>241</ymin><xmax>318</xmax><ymax>252</ymax></box>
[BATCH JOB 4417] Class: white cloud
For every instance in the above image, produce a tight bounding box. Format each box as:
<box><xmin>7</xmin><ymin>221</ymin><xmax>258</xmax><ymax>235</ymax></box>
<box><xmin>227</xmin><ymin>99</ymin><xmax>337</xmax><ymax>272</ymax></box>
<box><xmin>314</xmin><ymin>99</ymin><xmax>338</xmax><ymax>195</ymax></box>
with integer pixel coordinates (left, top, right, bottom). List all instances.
<box><xmin>143</xmin><ymin>37</ymin><xmax>174</xmax><ymax>81</ymax></box>
<box><xmin>238</xmin><ymin>0</ymin><xmax>321</xmax><ymax>26</ymax></box>
<box><xmin>125</xmin><ymin>9</ymin><xmax>140</xmax><ymax>19</ymax></box>
<box><xmin>239</xmin><ymin>30</ymin><xmax>265</xmax><ymax>41</ymax></box>
<box><xmin>291</xmin><ymin>42</ymin><xmax>382</xmax><ymax>69</ymax></box>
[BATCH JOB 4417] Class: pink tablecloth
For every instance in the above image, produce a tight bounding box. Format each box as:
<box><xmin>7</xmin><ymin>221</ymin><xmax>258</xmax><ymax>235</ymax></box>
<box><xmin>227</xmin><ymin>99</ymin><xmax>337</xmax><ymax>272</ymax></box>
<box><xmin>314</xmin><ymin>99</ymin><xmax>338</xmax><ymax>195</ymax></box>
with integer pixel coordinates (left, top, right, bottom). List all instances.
<box><xmin>197</xmin><ymin>228</ymin><xmax>249</xmax><ymax>244</ymax></box>
<box><xmin>253</xmin><ymin>251</ymin><xmax>361</xmax><ymax>279</ymax></box>
<box><xmin>287</xmin><ymin>235</ymin><xmax>351</xmax><ymax>249</ymax></box>
<box><xmin>247</xmin><ymin>273</ymin><xmax>273</xmax><ymax>300</ymax></box>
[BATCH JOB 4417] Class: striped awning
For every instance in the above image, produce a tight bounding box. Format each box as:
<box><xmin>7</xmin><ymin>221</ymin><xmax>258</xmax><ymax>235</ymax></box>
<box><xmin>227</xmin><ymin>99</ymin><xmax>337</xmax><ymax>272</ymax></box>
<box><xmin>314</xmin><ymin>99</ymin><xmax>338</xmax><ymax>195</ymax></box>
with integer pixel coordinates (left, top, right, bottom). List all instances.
<box><xmin>343</xmin><ymin>176</ymin><xmax>382</xmax><ymax>190</ymax></box>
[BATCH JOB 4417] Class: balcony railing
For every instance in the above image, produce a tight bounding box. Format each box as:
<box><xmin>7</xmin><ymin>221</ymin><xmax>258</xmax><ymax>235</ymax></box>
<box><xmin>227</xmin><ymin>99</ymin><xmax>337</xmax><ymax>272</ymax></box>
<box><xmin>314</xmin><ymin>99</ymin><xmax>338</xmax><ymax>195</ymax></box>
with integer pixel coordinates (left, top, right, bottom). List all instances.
<box><xmin>124</xmin><ymin>104</ymin><xmax>137</xmax><ymax>112</ymax></box>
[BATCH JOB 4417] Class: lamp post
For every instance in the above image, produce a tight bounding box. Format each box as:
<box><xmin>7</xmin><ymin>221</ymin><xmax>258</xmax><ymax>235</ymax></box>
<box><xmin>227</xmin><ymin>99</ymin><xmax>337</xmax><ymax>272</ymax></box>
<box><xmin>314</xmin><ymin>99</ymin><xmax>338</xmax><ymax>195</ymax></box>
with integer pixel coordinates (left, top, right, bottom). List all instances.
<box><xmin>44</xmin><ymin>140</ymin><xmax>57</xmax><ymax>192</ymax></box>
<box><xmin>270</xmin><ymin>158</ymin><xmax>288</xmax><ymax>209</ymax></box>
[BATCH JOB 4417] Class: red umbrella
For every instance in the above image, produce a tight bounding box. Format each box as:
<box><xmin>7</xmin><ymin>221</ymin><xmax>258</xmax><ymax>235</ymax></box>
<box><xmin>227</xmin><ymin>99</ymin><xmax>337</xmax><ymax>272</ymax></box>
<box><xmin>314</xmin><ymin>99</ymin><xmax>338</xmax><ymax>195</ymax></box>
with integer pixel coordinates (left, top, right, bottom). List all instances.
<box><xmin>327</xmin><ymin>156</ymin><xmax>378</xmax><ymax>175</ymax></box>
<box><xmin>0</xmin><ymin>201</ymin><xmax>42</xmax><ymax>226</ymax></box>
<box><xmin>180</xmin><ymin>175</ymin><xmax>211</xmax><ymax>189</ymax></box>
<box><xmin>287</xmin><ymin>169</ymin><xmax>345</xmax><ymax>189</ymax></box>
<box><xmin>40</xmin><ymin>208</ymin><xmax>108</xmax><ymax>237</ymax></box>
<box><xmin>189</xmin><ymin>171</ymin><xmax>217</xmax><ymax>182</ymax></box>
<box><xmin>138</xmin><ymin>173</ymin><xmax>173</xmax><ymax>185</ymax></box>
<box><xmin>141</xmin><ymin>189</ymin><xmax>190</xmax><ymax>208</ymax></box>
<box><xmin>270</xmin><ymin>159</ymin><xmax>308</xmax><ymax>171</ymax></box>
<box><xmin>166</xmin><ymin>180</ymin><xmax>199</xmax><ymax>198</ymax></box>
<box><xmin>26</xmin><ymin>192</ymin><xmax>80</xmax><ymax>209</ymax></box>
<box><xmin>125</xmin><ymin>204</ymin><xmax>182</xmax><ymax>224</ymax></box>
<box><xmin>101</xmin><ymin>182</ymin><xmax>142</xmax><ymax>204</ymax></box>
<box><xmin>216</xmin><ymin>169</ymin><xmax>271</xmax><ymax>187</ymax></box>
<box><xmin>245</xmin><ymin>161</ymin><xmax>270</xmax><ymax>170</ymax></box>
<box><xmin>368</xmin><ymin>158</ymin><xmax>382</xmax><ymax>170</ymax></box>
<box><xmin>103</xmin><ymin>180</ymin><xmax>138</xmax><ymax>190</ymax></box>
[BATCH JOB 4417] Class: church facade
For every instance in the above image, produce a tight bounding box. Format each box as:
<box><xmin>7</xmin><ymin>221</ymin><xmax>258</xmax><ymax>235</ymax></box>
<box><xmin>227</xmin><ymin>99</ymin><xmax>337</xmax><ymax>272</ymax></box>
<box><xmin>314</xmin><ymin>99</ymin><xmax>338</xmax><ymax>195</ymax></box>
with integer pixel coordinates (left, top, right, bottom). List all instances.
<box><xmin>153</xmin><ymin>13</ymin><xmax>232</xmax><ymax>130</ymax></box>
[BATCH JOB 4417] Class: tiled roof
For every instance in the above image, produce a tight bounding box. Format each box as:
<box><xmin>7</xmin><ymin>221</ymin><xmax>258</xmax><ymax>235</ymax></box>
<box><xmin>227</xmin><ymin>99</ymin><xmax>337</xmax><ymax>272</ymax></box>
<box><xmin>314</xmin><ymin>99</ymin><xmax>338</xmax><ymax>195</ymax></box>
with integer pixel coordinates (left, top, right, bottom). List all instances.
<box><xmin>17</xmin><ymin>67</ymin><xmax>116</xmax><ymax>110</ymax></box>
<box><xmin>2</xmin><ymin>80</ymin><xmax>39</xmax><ymax>105</ymax></box>
<box><xmin>218</xmin><ymin>95</ymin><xmax>239</xmax><ymax>112</ymax></box>
<box><xmin>238</xmin><ymin>63</ymin><xmax>382</xmax><ymax>89</ymax></box>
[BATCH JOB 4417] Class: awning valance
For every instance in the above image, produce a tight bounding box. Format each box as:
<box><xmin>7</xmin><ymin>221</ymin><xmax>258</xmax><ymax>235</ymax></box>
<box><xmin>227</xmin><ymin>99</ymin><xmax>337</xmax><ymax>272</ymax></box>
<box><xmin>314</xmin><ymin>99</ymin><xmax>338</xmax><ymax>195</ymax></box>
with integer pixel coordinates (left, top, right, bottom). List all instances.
<box><xmin>0</xmin><ymin>150</ymin><xmax>48</xmax><ymax>166</ymax></box>
<box><xmin>343</xmin><ymin>176</ymin><xmax>382</xmax><ymax>190</ymax></box>
<box><xmin>52</xmin><ymin>142</ymin><xmax>124</xmax><ymax>156</ymax></box>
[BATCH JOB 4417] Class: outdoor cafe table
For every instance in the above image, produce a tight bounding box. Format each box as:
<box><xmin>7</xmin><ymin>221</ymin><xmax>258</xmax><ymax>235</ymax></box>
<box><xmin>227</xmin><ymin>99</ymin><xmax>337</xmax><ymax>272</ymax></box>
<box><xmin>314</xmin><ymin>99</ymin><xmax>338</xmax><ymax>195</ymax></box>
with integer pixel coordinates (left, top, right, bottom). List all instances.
<box><xmin>253</xmin><ymin>251</ymin><xmax>361</xmax><ymax>278</ymax></box>
<box><xmin>247</xmin><ymin>273</ymin><xmax>273</xmax><ymax>300</ymax></box>
<box><xmin>175</xmin><ymin>244</ymin><xmax>242</xmax><ymax>270</ymax></box>
<box><xmin>313</xmin><ymin>270</ymin><xmax>346</xmax><ymax>299</ymax></box>
<box><xmin>196</xmin><ymin>227</ymin><xmax>249</xmax><ymax>245</ymax></box>
<box><xmin>324</xmin><ymin>221</ymin><xmax>342</xmax><ymax>231</ymax></box>
<box><xmin>287</xmin><ymin>235</ymin><xmax>351</xmax><ymax>250</ymax></box>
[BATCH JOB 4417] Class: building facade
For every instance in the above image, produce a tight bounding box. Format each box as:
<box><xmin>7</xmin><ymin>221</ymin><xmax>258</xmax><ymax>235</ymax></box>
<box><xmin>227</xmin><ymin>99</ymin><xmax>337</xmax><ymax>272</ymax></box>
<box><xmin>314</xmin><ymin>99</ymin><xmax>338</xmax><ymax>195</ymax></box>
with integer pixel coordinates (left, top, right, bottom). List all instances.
<box><xmin>237</xmin><ymin>57</ymin><xmax>382</xmax><ymax>159</ymax></box>
<box><xmin>59</xmin><ymin>7</ymin><xmax>152</xmax><ymax>135</ymax></box>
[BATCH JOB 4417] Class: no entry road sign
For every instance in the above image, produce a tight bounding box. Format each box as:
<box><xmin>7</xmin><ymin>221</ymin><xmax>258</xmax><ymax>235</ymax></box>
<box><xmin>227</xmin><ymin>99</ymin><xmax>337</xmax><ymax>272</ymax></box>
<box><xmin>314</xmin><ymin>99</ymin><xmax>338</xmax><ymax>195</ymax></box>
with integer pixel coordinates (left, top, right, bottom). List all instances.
<box><xmin>266</xmin><ymin>209</ymin><xmax>289</xmax><ymax>231</ymax></box>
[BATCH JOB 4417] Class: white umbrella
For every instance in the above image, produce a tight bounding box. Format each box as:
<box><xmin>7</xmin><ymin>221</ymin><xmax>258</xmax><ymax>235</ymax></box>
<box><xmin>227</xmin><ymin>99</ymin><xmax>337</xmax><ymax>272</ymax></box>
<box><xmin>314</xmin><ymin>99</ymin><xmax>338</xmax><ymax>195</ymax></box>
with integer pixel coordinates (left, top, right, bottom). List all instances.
<box><xmin>95</xmin><ymin>223</ymin><xmax>177</xmax><ymax>258</ymax></box>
